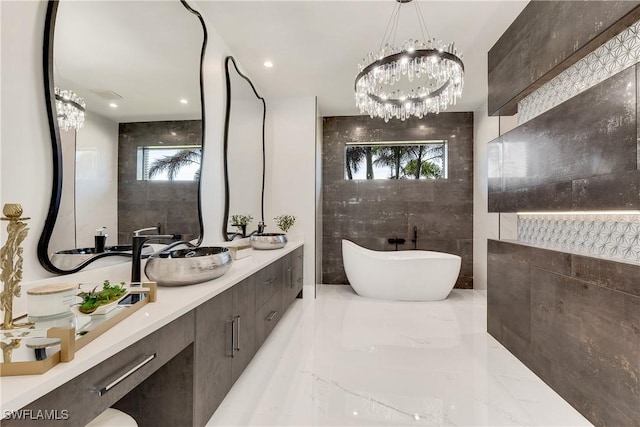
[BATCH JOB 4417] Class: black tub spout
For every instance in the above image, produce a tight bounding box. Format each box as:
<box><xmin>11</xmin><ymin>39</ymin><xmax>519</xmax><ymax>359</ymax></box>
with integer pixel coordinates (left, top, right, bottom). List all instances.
<box><xmin>388</xmin><ymin>237</ymin><xmax>406</xmax><ymax>251</ymax></box>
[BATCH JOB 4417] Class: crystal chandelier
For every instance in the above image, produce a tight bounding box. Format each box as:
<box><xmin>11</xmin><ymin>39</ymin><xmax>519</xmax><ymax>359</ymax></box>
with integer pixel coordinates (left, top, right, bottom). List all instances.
<box><xmin>355</xmin><ymin>0</ymin><xmax>464</xmax><ymax>122</ymax></box>
<box><xmin>55</xmin><ymin>87</ymin><xmax>86</xmax><ymax>131</ymax></box>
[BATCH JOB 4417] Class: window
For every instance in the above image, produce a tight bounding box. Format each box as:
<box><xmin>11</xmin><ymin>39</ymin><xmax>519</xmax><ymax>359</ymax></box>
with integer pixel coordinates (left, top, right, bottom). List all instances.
<box><xmin>344</xmin><ymin>140</ymin><xmax>447</xmax><ymax>180</ymax></box>
<box><xmin>137</xmin><ymin>146</ymin><xmax>202</xmax><ymax>181</ymax></box>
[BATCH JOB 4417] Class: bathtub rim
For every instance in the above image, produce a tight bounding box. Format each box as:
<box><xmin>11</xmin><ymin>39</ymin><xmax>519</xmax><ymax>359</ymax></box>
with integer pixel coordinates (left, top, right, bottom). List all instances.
<box><xmin>342</xmin><ymin>239</ymin><xmax>461</xmax><ymax>261</ymax></box>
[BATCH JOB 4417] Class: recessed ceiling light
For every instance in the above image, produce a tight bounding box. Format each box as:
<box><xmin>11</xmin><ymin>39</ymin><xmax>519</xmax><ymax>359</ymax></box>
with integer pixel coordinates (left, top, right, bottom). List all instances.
<box><xmin>180</xmin><ymin>99</ymin><xmax>188</xmax><ymax>104</ymax></box>
<box><xmin>171</xmin><ymin>131</ymin><xmax>177</xmax><ymax>136</ymax></box>
<box><xmin>109</xmin><ymin>103</ymin><xmax>118</xmax><ymax>108</ymax></box>
<box><xmin>263</xmin><ymin>61</ymin><xmax>274</xmax><ymax>68</ymax></box>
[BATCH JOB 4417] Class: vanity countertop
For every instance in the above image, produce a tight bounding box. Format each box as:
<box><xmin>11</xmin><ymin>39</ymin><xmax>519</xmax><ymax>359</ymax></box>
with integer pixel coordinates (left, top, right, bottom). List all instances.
<box><xmin>0</xmin><ymin>240</ymin><xmax>303</xmax><ymax>414</ymax></box>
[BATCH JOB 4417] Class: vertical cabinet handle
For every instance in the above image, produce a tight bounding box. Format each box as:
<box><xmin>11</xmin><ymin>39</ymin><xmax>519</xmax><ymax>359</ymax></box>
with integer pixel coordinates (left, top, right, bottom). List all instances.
<box><xmin>227</xmin><ymin>318</ymin><xmax>236</xmax><ymax>358</ymax></box>
<box><xmin>288</xmin><ymin>267</ymin><xmax>294</xmax><ymax>289</ymax></box>
<box><xmin>233</xmin><ymin>315</ymin><xmax>240</xmax><ymax>352</ymax></box>
<box><xmin>228</xmin><ymin>315</ymin><xmax>241</xmax><ymax>357</ymax></box>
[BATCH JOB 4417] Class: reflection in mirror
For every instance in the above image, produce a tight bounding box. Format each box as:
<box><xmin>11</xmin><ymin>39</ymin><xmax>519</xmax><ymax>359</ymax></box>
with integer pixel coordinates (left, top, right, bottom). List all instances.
<box><xmin>344</xmin><ymin>140</ymin><xmax>448</xmax><ymax>180</ymax></box>
<box><xmin>223</xmin><ymin>57</ymin><xmax>266</xmax><ymax>240</ymax></box>
<box><xmin>39</xmin><ymin>0</ymin><xmax>207</xmax><ymax>274</ymax></box>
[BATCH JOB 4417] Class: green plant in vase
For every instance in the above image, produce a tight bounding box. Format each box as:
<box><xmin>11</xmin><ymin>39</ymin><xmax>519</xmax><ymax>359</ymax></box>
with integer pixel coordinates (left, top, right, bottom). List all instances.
<box><xmin>274</xmin><ymin>215</ymin><xmax>296</xmax><ymax>234</ymax></box>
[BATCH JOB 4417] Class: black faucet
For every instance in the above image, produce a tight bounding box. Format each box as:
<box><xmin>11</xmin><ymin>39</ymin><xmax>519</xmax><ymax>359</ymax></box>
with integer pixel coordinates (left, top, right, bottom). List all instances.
<box><xmin>130</xmin><ymin>228</ymin><xmax>177</xmax><ymax>285</ymax></box>
<box><xmin>411</xmin><ymin>226</ymin><xmax>418</xmax><ymax>250</ymax></box>
<box><xmin>247</xmin><ymin>220</ymin><xmax>266</xmax><ymax>237</ymax></box>
<box><xmin>388</xmin><ymin>237</ymin><xmax>406</xmax><ymax>251</ymax></box>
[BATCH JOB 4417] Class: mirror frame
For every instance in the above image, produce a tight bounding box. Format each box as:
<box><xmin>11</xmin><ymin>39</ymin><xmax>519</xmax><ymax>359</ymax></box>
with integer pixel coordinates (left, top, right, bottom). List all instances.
<box><xmin>38</xmin><ymin>0</ymin><xmax>208</xmax><ymax>274</ymax></box>
<box><xmin>222</xmin><ymin>56</ymin><xmax>266</xmax><ymax>240</ymax></box>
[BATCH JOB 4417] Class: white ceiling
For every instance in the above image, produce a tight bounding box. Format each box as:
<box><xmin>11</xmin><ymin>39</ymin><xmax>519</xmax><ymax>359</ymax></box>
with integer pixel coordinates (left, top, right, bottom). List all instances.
<box><xmin>198</xmin><ymin>0</ymin><xmax>529</xmax><ymax>116</ymax></box>
<box><xmin>55</xmin><ymin>1</ymin><xmax>203</xmax><ymax>123</ymax></box>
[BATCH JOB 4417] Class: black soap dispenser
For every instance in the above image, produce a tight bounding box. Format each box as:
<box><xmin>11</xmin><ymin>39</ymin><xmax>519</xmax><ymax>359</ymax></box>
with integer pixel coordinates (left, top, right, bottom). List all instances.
<box><xmin>95</xmin><ymin>227</ymin><xmax>108</xmax><ymax>253</ymax></box>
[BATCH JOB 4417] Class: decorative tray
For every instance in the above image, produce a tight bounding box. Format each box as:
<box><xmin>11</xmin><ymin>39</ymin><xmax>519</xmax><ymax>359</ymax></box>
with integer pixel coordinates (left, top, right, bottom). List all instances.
<box><xmin>0</xmin><ymin>282</ymin><xmax>157</xmax><ymax>376</ymax></box>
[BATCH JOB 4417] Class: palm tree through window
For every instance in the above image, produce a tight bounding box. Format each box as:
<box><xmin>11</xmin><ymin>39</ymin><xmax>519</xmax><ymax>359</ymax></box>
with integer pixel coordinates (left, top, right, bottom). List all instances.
<box><xmin>345</xmin><ymin>140</ymin><xmax>447</xmax><ymax>180</ymax></box>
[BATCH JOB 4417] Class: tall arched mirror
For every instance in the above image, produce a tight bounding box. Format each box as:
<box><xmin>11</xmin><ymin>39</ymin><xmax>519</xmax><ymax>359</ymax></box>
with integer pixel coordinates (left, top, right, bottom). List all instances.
<box><xmin>39</xmin><ymin>0</ymin><xmax>207</xmax><ymax>274</ymax></box>
<box><xmin>222</xmin><ymin>56</ymin><xmax>265</xmax><ymax>240</ymax></box>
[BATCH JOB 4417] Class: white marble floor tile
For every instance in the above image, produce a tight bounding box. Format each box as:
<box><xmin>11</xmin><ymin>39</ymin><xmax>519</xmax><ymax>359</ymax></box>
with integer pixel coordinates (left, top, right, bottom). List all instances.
<box><xmin>207</xmin><ymin>285</ymin><xmax>592</xmax><ymax>427</ymax></box>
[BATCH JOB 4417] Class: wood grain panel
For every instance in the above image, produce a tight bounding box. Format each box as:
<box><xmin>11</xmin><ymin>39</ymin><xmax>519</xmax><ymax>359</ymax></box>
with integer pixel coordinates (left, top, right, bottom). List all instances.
<box><xmin>488</xmin><ymin>1</ymin><xmax>640</xmax><ymax>115</ymax></box>
<box><xmin>488</xmin><ymin>66</ymin><xmax>638</xmax><ymax>212</ymax></box>
<box><xmin>488</xmin><ymin>240</ymin><xmax>640</xmax><ymax>426</ymax></box>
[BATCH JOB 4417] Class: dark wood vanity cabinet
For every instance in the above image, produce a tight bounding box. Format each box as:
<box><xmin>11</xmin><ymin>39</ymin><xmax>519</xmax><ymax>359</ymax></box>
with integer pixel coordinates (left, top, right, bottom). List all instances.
<box><xmin>230</xmin><ymin>276</ymin><xmax>257</xmax><ymax>383</ymax></box>
<box><xmin>255</xmin><ymin>247</ymin><xmax>304</xmax><ymax>349</ymax></box>
<box><xmin>4</xmin><ymin>312</ymin><xmax>195</xmax><ymax>427</ymax></box>
<box><xmin>7</xmin><ymin>246</ymin><xmax>303</xmax><ymax>427</ymax></box>
<box><xmin>283</xmin><ymin>247</ymin><xmax>304</xmax><ymax>306</ymax></box>
<box><xmin>255</xmin><ymin>261</ymin><xmax>284</xmax><ymax>349</ymax></box>
<box><xmin>194</xmin><ymin>247</ymin><xmax>304</xmax><ymax>425</ymax></box>
<box><xmin>193</xmin><ymin>287</ymin><xmax>234</xmax><ymax>426</ymax></box>
<box><xmin>193</xmin><ymin>274</ymin><xmax>258</xmax><ymax>425</ymax></box>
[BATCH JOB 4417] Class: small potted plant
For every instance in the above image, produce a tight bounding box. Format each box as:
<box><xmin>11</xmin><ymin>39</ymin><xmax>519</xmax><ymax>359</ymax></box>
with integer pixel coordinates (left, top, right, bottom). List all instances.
<box><xmin>274</xmin><ymin>214</ymin><xmax>296</xmax><ymax>234</ymax></box>
<box><xmin>230</xmin><ymin>214</ymin><xmax>253</xmax><ymax>237</ymax></box>
<box><xmin>77</xmin><ymin>280</ymin><xmax>128</xmax><ymax>315</ymax></box>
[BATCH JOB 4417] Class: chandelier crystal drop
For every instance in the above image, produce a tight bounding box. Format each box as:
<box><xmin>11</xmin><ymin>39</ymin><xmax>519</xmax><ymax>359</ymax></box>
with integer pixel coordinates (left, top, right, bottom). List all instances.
<box><xmin>55</xmin><ymin>87</ymin><xmax>86</xmax><ymax>131</ymax></box>
<box><xmin>355</xmin><ymin>0</ymin><xmax>464</xmax><ymax>122</ymax></box>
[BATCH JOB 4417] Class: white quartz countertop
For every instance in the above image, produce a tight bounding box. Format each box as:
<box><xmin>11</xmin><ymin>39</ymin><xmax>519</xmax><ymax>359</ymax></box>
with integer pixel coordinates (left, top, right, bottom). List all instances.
<box><xmin>0</xmin><ymin>241</ymin><xmax>303</xmax><ymax>413</ymax></box>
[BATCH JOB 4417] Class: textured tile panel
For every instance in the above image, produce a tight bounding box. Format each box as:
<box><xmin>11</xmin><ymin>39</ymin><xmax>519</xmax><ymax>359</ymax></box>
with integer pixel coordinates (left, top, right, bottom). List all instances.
<box><xmin>519</xmin><ymin>20</ymin><xmax>640</xmax><ymax>123</ymax></box>
<box><xmin>322</xmin><ymin>114</ymin><xmax>474</xmax><ymax>287</ymax></box>
<box><xmin>518</xmin><ymin>213</ymin><xmax>640</xmax><ymax>264</ymax></box>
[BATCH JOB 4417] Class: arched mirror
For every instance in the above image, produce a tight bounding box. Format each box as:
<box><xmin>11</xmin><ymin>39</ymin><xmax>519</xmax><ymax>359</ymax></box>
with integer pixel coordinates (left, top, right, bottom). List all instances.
<box><xmin>39</xmin><ymin>0</ymin><xmax>207</xmax><ymax>274</ymax></box>
<box><xmin>222</xmin><ymin>56</ymin><xmax>266</xmax><ymax>240</ymax></box>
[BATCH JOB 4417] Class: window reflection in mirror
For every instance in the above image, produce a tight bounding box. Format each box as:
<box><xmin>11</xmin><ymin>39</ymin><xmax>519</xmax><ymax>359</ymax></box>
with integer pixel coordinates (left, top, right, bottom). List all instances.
<box><xmin>138</xmin><ymin>146</ymin><xmax>202</xmax><ymax>181</ymax></box>
<box><xmin>41</xmin><ymin>0</ymin><xmax>206</xmax><ymax>273</ymax></box>
<box><xmin>344</xmin><ymin>141</ymin><xmax>448</xmax><ymax>180</ymax></box>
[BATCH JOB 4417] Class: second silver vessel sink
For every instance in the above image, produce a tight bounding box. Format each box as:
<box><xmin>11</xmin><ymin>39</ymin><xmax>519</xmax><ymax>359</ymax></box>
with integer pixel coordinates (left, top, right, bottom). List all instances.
<box><xmin>145</xmin><ymin>247</ymin><xmax>232</xmax><ymax>286</ymax></box>
<box><xmin>249</xmin><ymin>233</ymin><xmax>288</xmax><ymax>250</ymax></box>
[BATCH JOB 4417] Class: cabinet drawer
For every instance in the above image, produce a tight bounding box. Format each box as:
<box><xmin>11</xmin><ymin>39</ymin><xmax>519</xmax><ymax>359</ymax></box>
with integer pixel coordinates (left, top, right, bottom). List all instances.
<box><xmin>255</xmin><ymin>261</ymin><xmax>282</xmax><ymax>309</ymax></box>
<box><xmin>6</xmin><ymin>312</ymin><xmax>194</xmax><ymax>427</ymax></box>
<box><xmin>255</xmin><ymin>290</ymin><xmax>282</xmax><ymax>349</ymax></box>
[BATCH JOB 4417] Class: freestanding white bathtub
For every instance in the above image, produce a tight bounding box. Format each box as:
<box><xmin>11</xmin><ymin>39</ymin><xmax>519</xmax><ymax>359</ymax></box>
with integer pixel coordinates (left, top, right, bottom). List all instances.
<box><xmin>342</xmin><ymin>240</ymin><xmax>461</xmax><ymax>301</ymax></box>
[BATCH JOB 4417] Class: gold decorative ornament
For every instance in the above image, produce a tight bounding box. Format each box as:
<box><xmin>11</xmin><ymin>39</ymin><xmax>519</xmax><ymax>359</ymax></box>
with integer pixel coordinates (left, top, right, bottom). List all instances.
<box><xmin>1</xmin><ymin>203</ymin><xmax>32</xmax><ymax>333</ymax></box>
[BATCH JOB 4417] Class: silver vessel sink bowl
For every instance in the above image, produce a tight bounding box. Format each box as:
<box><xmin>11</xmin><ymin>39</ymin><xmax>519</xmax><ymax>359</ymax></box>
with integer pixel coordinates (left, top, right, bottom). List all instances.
<box><xmin>249</xmin><ymin>233</ymin><xmax>288</xmax><ymax>250</ymax></box>
<box><xmin>145</xmin><ymin>247</ymin><xmax>233</xmax><ymax>286</ymax></box>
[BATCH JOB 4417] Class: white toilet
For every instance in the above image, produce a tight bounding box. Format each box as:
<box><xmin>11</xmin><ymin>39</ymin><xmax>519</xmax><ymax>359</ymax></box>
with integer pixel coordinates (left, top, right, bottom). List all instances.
<box><xmin>85</xmin><ymin>408</ymin><xmax>137</xmax><ymax>427</ymax></box>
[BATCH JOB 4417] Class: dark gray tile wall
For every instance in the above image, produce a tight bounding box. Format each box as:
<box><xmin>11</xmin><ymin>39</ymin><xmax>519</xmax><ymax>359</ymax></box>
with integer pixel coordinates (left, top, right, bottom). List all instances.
<box><xmin>488</xmin><ymin>240</ymin><xmax>640</xmax><ymax>427</ymax></box>
<box><xmin>488</xmin><ymin>1</ymin><xmax>640</xmax><ymax>115</ymax></box>
<box><xmin>117</xmin><ymin>120</ymin><xmax>201</xmax><ymax>243</ymax></box>
<box><xmin>488</xmin><ymin>65</ymin><xmax>640</xmax><ymax>212</ymax></box>
<box><xmin>322</xmin><ymin>114</ymin><xmax>474</xmax><ymax>288</ymax></box>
